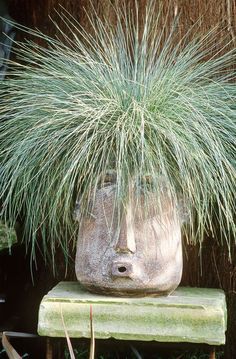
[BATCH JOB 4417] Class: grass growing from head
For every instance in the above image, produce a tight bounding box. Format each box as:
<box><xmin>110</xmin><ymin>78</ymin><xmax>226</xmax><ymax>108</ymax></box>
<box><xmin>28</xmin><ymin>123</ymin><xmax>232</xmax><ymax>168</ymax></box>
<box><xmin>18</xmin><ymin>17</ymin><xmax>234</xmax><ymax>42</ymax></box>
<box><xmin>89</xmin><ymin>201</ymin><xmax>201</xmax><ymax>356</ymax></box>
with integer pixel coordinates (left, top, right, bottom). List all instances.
<box><xmin>0</xmin><ymin>2</ymin><xmax>236</xmax><ymax>261</ymax></box>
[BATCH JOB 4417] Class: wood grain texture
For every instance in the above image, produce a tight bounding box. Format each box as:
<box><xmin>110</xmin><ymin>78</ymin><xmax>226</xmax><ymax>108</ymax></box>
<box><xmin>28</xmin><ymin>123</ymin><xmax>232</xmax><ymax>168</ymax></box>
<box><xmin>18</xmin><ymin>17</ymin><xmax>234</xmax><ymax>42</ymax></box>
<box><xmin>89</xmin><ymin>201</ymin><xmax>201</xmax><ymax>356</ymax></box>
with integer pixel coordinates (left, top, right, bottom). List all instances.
<box><xmin>8</xmin><ymin>0</ymin><xmax>236</xmax><ymax>49</ymax></box>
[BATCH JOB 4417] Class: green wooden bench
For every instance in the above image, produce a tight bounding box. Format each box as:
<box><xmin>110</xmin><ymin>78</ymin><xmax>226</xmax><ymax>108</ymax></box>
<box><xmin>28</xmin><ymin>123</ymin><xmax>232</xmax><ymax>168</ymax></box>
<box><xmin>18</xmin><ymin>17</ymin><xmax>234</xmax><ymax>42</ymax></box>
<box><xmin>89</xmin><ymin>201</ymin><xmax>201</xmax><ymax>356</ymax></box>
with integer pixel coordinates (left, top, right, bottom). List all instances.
<box><xmin>38</xmin><ymin>282</ymin><xmax>227</xmax><ymax>358</ymax></box>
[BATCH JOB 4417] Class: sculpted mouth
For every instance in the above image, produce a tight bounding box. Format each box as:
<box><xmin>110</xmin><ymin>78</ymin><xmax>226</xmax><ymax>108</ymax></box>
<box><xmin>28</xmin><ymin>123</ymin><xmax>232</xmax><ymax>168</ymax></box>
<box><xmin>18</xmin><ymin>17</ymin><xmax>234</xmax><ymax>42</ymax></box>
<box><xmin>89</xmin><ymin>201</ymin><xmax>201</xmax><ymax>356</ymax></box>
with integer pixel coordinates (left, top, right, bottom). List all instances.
<box><xmin>117</xmin><ymin>266</ymin><xmax>127</xmax><ymax>273</ymax></box>
<box><xmin>111</xmin><ymin>261</ymin><xmax>134</xmax><ymax>277</ymax></box>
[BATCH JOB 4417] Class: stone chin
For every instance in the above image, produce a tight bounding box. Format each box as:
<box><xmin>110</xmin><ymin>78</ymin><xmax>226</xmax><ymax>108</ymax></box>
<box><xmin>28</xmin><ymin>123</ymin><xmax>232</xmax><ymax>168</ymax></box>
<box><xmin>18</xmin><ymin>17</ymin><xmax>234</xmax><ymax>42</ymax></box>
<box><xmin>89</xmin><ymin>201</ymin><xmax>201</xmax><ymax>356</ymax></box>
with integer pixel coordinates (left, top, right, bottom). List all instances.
<box><xmin>77</xmin><ymin>265</ymin><xmax>182</xmax><ymax>297</ymax></box>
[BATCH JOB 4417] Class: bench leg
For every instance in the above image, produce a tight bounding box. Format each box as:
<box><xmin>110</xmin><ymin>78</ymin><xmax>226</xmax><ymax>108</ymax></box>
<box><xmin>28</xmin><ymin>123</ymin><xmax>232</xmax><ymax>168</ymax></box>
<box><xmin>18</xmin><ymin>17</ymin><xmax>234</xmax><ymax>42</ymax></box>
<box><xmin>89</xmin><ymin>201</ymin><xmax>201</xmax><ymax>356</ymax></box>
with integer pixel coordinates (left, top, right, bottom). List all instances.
<box><xmin>46</xmin><ymin>337</ymin><xmax>53</xmax><ymax>359</ymax></box>
<box><xmin>209</xmin><ymin>347</ymin><xmax>216</xmax><ymax>359</ymax></box>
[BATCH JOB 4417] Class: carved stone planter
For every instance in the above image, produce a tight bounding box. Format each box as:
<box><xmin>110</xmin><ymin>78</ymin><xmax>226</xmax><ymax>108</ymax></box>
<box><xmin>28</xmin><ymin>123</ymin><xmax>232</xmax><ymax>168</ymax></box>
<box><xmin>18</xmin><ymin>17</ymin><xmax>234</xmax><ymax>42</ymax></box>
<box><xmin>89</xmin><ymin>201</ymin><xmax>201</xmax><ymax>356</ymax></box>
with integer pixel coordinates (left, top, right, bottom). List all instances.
<box><xmin>75</xmin><ymin>181</ymin><xmax>183</xmax><ymax>297</ymax></box>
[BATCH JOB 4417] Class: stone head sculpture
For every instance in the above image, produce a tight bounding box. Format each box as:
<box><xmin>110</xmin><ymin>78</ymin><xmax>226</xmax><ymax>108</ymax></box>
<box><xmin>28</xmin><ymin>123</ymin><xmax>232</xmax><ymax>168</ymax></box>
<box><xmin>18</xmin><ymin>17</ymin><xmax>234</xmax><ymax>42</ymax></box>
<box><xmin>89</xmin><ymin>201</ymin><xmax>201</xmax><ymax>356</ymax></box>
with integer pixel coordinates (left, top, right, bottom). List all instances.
<box><xmin>75</xmin><ymin>174</ymin><xmax>185</xmax><ymax>297</ymax></box>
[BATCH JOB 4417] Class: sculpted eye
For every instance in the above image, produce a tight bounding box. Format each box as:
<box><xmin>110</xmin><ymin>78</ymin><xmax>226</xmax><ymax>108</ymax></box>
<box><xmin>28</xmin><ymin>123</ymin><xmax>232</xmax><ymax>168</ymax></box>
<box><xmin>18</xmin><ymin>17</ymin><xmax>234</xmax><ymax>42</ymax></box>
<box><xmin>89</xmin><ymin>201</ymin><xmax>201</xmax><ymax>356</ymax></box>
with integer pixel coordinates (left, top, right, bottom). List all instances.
<box><xmin>99</xmin><ymin>170</ymin><xmax>117</xmax><ymax>188</ymax></box>
<box><xmin>139</xmin><ymin>175</ymin><xmax>154</xmax><ymax>192</ymax></box>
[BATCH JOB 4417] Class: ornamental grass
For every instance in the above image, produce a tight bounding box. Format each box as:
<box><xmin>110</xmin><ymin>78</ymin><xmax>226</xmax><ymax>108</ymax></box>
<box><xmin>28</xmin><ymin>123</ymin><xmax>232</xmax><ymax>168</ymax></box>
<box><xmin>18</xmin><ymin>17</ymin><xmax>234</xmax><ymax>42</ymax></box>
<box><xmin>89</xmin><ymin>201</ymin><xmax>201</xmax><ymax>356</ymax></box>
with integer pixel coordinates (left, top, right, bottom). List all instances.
<box><xmin>0</xmin><ymin>3</ymin><xmax>235</xmax><ymax>261</ymax></box>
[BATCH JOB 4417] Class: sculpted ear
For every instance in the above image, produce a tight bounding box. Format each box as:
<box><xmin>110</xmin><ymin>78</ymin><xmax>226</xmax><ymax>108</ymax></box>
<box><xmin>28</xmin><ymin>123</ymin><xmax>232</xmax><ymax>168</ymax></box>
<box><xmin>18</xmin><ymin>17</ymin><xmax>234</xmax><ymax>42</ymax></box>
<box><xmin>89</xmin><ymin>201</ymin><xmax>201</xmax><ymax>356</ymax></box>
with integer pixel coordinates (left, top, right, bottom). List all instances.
<box><xmin>73</xmin><ymin>199</ymin><xmax>81</xmax><ymax>221</ymax></box>
<box><xmin>177</xmin><ymin>199</ymin><xmax>190</xmax><ymax>225</ymax></box>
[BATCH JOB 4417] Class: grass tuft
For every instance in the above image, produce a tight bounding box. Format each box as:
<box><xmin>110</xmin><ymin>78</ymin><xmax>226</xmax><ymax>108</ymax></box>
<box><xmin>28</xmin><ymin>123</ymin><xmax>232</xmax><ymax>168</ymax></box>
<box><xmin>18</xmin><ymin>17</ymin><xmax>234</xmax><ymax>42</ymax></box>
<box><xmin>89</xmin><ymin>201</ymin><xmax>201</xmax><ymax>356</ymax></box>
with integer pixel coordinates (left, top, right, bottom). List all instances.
<box><xmin>0</xmin><ymin>2</ymin><xmax>236</xmax><ymax>261</ymax></box>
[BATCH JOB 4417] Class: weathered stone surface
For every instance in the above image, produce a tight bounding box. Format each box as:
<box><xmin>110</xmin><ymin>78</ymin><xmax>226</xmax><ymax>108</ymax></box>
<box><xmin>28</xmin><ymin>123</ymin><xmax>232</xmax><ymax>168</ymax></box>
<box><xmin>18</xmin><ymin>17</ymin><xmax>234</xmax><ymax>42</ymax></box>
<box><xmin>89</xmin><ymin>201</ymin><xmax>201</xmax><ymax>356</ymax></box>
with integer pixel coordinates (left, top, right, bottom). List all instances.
<box><xmin>38</xmin><ymin>282</ymin><xmax>227</xmax><ymax>345</ymax></box>
<box><xmin>75</xmin><ymin>181</ymin><xmax>183</xmax><ymax>296</ymax></box>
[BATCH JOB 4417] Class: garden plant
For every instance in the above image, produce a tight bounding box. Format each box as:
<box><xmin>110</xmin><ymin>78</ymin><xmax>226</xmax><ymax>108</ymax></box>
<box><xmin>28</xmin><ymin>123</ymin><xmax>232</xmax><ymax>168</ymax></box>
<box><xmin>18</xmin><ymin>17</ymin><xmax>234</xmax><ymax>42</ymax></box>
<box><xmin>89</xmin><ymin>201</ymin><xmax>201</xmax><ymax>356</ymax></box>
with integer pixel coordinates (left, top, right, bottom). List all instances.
<box><xmin>0</xmin><ymin>2</ymin><xmax>235</xmax><ymax>263</ymax></box>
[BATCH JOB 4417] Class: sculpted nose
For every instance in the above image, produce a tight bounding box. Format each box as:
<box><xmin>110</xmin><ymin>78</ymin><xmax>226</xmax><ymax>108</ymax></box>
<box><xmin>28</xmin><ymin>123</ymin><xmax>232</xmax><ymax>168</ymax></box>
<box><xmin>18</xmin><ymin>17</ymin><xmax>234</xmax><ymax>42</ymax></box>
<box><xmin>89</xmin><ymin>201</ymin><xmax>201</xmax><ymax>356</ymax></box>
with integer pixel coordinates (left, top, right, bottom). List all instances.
<box><xmin>115</xmin><ymin>206</ymin><xmax>136</xmax><ymax>254</ymax></box>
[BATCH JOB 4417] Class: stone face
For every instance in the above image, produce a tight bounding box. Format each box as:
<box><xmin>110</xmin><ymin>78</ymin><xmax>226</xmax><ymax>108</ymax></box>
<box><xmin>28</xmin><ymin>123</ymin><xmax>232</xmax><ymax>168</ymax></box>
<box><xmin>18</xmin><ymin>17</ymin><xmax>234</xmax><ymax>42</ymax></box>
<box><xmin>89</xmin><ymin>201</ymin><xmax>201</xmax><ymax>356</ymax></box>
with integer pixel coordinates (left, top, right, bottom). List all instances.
<box><xmin>38</xmin><ymin>282</ymin><xmax>227</xmax><ymax>345</ymax></box>
<box><xmin>75</xmin><ymin>182</ymin><xmax>183</xmax><ymax>296</ymax></box>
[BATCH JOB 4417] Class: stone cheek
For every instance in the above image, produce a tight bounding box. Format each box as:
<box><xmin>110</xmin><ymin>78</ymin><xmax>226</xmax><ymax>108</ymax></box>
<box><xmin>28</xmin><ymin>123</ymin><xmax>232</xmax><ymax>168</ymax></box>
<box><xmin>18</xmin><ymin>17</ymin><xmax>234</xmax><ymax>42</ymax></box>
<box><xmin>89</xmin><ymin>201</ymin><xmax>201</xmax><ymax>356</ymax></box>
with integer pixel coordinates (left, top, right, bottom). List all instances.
<box><xmin>75</xmin><ymin>186</ymin><xmax>183</xmax><ymax>296</ymax></box>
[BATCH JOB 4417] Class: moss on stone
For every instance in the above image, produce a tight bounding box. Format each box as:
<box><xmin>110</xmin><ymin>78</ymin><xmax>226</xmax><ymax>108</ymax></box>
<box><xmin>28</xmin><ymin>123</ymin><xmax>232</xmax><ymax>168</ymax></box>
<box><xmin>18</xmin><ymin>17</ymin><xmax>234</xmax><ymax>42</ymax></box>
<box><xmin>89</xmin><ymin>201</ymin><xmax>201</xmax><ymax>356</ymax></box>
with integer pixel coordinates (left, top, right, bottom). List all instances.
<box><xmin>38</xmin><ymin>282</ymin><xmax>227</xmax><ymax>345</ymax></box>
